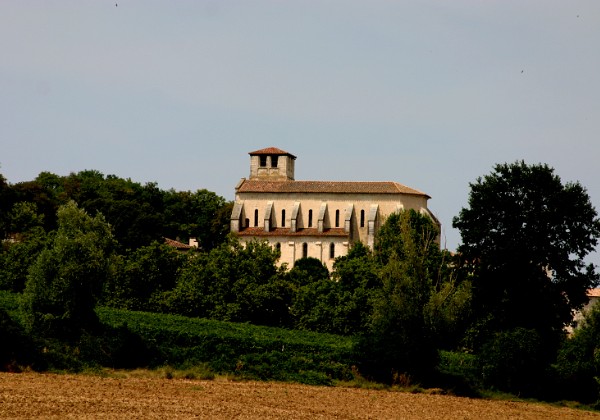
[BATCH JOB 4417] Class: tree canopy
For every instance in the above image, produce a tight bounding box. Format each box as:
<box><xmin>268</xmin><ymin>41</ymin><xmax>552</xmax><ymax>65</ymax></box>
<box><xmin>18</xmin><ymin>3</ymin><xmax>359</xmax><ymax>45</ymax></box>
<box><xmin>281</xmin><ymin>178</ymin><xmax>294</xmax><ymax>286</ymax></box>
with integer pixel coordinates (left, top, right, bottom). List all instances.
<box><xmin>21</xmin><ymin>201</ymin><xmax>117</xmax><ymax>337</ymax></box>
<box><xmin>453</xmin><ymin>161</ymin><xmax>600</xmax><ymax>349</ymax></box>
<box><xmin>2</xmin><ymin>170</ymin><xmax>231</xmax><ymax>251</ymax></box>
<box><xmin>359</xmin><ymin>209</ymin><xmax>470</xmax><ymax>381</ymax></box>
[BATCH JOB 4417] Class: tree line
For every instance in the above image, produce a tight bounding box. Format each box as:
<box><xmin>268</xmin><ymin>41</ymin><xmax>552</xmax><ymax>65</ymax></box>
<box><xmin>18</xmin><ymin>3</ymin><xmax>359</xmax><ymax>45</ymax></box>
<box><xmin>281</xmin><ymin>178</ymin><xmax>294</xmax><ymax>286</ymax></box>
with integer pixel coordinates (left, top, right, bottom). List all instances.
<box><xmin>2</xmin><ymin>162</ymin><xmax>600</xmax><ymax>404</ymax></box>
<box><xmin>0</xmin><ymin>169</ymin><xmax>231</xmax><ymax>251</ymax></box>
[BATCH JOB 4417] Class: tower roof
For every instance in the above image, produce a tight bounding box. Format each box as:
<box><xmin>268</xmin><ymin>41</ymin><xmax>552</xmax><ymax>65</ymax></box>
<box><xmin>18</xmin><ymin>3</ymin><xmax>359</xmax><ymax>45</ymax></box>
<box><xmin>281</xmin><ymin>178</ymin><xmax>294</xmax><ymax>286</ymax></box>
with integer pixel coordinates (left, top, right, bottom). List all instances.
<box><xmin>249</xmin><ymin>147</ymin><xmax>296</xmax><ymax>159</ymax></box>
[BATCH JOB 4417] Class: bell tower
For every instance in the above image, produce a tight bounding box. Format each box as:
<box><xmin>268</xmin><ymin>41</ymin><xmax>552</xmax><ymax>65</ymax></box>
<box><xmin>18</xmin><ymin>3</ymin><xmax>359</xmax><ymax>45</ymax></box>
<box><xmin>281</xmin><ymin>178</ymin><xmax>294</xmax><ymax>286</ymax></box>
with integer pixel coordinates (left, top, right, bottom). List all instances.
<box><xmin>249</xmin><ymin>147</ymin><xmax>296</xmax><ymax>181</ymax></box>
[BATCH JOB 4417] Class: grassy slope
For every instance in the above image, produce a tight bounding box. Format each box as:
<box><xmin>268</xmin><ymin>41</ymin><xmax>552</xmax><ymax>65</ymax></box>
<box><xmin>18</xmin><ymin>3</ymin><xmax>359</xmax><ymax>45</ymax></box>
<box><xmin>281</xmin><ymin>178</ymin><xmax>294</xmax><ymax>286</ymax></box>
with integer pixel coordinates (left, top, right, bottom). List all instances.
<box><xmin>0</xmin><ymin>291</ymin><xmax>357</xmax><ymax>385</ymax></box>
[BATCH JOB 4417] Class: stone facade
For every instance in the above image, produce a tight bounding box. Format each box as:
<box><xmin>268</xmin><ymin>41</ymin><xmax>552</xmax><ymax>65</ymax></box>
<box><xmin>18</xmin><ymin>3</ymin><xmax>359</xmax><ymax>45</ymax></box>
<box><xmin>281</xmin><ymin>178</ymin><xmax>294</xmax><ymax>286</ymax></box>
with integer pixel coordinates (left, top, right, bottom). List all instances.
<box><xmin>230</xmin><ymin>147</ymin><xmax>438</xmax><ymax>271</ymax></box>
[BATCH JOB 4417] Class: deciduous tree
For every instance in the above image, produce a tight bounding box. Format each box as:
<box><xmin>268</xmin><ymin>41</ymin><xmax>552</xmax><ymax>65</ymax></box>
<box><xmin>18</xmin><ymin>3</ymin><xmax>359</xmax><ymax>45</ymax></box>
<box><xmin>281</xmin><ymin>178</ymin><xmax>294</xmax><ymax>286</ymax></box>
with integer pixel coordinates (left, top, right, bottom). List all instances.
<box><xmin>360</xmin><ymin>210</ymin><xmax>469</xmax><ymax>382</ymax></box>
<box><xmin>21</xmin><ymin>201</ymin><xmax>116</xmax><ymax>337</ymax></box>
<box><xmin>453</xmin><ymin>161</ymin><xmax>600</xmax><ymax>351</ymax></box>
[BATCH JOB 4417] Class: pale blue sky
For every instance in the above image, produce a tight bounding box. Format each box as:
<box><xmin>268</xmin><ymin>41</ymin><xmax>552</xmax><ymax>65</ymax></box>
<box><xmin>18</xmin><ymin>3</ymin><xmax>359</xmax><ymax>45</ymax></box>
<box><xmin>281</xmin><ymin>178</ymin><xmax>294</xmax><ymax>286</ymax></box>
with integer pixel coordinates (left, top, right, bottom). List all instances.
<box><xmin>2</xmin><ymin>1</ymin><xmax>600</xmax><ymax>264</ymax></box>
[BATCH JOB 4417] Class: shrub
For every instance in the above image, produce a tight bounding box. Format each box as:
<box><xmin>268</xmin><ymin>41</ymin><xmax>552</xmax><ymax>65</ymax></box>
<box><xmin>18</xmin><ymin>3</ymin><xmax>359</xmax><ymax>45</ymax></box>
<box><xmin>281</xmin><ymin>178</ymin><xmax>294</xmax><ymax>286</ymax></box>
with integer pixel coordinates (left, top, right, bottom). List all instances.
<box><xmin>478</xmin><ymin>328</ymin><xmax>546</xmax><ymax>396</ymax></box>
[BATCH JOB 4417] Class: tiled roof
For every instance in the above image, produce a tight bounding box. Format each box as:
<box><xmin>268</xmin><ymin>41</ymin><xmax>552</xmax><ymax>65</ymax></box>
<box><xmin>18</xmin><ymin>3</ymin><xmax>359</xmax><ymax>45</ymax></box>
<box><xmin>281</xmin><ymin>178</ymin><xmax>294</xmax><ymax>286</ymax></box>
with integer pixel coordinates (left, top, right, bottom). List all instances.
<box><xmin>588</xmin><ymin>289</ymin><xmax>600</xmax><ymax>298</ymax></box>
<box><xmin>249</xmin><ymin>147</ymin><xmax>296</xmax><ymax>158</ymax></box>
<box><xmin>237</xmin><ymin>180</ymin><xmax>429</xmax><ymax>197</ymax></box>
<box><xmin>236</xmin><ymin>227</ymin><xmax>349</xmax><ymax>237</ymax></box>
<box><xmin>164</xmin><ymin>237</ymin><xmax>194</xmax><ymax>250</ymax></box>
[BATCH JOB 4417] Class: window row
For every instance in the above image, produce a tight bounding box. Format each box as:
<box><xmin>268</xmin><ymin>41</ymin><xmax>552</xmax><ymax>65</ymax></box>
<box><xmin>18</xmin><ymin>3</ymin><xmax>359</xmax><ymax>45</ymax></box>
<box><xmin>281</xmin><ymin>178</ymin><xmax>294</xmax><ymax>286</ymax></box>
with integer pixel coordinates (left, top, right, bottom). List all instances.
<box><xmin>246</xmin><ymin>209</ymin><xmax>367</xmax><ymax>228</ymax></box>
<box><xmin>274</xmin><ymin>242</ymin><xmax>337</xmax><ymax>259</ymax></box>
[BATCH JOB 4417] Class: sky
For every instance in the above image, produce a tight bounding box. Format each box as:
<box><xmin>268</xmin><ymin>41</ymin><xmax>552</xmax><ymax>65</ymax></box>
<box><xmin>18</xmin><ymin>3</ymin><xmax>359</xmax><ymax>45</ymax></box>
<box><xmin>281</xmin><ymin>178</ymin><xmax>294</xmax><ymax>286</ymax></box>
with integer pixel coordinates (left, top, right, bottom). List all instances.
<box><xmin>1</xmin><ymin>1</ymin><xmax>600</xmax><ymax>264</ymax></box>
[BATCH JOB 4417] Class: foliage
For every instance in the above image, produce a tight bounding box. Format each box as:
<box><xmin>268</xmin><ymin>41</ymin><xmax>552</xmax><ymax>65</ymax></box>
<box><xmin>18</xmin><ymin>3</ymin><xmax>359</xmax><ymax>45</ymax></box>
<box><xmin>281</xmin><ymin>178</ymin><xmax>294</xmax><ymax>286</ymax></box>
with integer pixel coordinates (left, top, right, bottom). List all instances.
<box><xmin>0</xmin><ymin>308</ymin><xmax>35</xmax><ymax>371</ymax></box>
<box><xmin>287</xmin><ymin>257</ymin><xmax>337</xmax><ymax>332</ymax></box>
<box><xmin>453</xmin><ymin>161</ymin><xmax>600</xmax><ymax>352</ymax></box>
<box><xmin>7</xmin><ymin>201</ymin><xmax>45</xmax><ymax>234</ymax></box>
<box><xmin>478</xmin><ymin>328</ymin><xmax>547</xmax><ymax>396</ymax></box>
<box><xmin>0</xmin><ymin>202</ymin><xmax>50</xmax><ymax>292</ymax></box>
<box><xmin>287</xmin><ymin>249</ymin><xmax>381</xmax><ymax>336</ymax></box>
<box><xmin>5</xmin><ymin>170</ymin><xmax>231</xmax><ymax>251</ymax></box>
<box><xmin>0</xmin><ymin>227</ymin><xmax>50</xmax><ymax>293</ymax></box>
<box><xmin>0</xmin><ymin>173</ymin><xmax>13</xmax><ymax>239</ymax></box>
<box><xmin>21</xmin><ymin>201</ymin><xmax>117</xmax><ymax>337</ymax></box>
<box><xmin>96</xmin><ymin>306</ymin><xmax>357</xmax><ymax>385</ymax></box>
<box><xmin>102</xmin><ymin>241</ymin><xmax>188</xmax><ymax>311</ymax></box>
<box><xmin>330</xmin><ymin>243</ymin><xmax>380</xmax><ymax>335</ymax></box>
<box><xmin>359</xmin><ymin>210</ymin><xmax>470</xmax><ymax>383</ymax></box>
<box><xmin>165</xmin><ymin>237</ymin><xmax>290</xmax><ymax>326</ymax></box>
<box><xmin>554</xmin><ymin>304</ymin><xmax>600</xmax><ymax>403</ymax></box>
<box><xmin>162</xmin><ymin>189</ymin><xmax>231</xmax><ymax>251</ymax></box>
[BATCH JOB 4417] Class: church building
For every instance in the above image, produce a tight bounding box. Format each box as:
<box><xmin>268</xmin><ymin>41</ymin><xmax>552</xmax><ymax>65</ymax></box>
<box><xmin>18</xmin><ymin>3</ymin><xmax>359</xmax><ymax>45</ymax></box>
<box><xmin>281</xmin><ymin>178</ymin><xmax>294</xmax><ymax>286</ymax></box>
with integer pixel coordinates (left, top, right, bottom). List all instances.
<box><xmin>230</xmin><ymin>147</ymin><xmax>438</xmax><ymax>271</ymax></box>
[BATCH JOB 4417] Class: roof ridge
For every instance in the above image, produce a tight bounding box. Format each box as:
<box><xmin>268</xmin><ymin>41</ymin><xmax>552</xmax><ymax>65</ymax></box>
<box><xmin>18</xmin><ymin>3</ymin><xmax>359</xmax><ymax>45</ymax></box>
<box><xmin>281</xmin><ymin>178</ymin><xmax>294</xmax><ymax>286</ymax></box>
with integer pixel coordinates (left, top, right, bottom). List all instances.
<box><xmin>248</xmin><ymin>147</ymin><xmax>296</xmax><ymax>158</ymax></box>
<box><xmin>238</xmin><ymin>179</ymin><xmax>429</xmax><ymax>197</ymax></box>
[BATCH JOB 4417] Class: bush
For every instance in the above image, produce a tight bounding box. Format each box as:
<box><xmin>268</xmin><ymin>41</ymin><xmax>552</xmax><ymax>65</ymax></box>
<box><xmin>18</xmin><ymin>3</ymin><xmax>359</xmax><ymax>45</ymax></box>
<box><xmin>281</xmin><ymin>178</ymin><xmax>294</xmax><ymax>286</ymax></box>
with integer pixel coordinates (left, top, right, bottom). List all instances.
<box><xmin>478</xmin><ymin>328</ymin><xmax>547</xmax><ymax>396</ymax></box>
<box><xmin>0</xmin><ymin>308</ymin><xmax>35</xmax><ymax>371</ymax></box>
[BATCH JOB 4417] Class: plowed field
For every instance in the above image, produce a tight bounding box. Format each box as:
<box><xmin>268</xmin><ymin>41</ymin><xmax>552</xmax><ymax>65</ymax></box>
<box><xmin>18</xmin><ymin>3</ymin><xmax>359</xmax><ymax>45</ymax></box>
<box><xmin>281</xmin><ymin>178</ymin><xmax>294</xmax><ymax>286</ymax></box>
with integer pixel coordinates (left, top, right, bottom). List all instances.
<box><xmin>0</xmin><ymin>372</ymin><xmax>598</xmax><ymax>419</ymax></box>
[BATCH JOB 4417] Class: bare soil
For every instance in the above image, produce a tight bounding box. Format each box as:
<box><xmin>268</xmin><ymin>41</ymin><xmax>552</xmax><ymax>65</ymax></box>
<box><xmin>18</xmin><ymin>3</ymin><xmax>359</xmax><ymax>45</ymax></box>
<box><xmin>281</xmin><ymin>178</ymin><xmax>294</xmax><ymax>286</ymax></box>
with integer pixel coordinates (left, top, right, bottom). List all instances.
<box><xmin>0</xmin><ymin>372</ymin><xmax>598</xmax><ymax>419</ymax></box>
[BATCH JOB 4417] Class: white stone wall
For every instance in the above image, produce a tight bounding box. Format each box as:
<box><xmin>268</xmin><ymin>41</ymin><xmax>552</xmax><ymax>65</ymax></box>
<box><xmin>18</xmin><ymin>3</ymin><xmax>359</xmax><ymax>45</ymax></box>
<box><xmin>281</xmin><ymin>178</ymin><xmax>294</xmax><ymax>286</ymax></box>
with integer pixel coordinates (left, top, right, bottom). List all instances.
<box><xmin>235</xmin><ymin>191</ymin><xmax>429</xmax><ymax>244</ymax></box>
<box><xmin>242</xmin><ymin>235</ymin><xmax>350</xmax><ymax>272</ymax></box>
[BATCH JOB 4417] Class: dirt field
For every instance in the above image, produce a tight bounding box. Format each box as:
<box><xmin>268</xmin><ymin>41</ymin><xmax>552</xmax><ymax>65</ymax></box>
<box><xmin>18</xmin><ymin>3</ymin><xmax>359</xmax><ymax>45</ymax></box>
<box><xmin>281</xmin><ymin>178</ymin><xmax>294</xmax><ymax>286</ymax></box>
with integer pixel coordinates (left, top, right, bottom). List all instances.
<box><xmin>1</xmin><ymin>372</ymin><xmax>599</xmax><ymax>419</ymax></box>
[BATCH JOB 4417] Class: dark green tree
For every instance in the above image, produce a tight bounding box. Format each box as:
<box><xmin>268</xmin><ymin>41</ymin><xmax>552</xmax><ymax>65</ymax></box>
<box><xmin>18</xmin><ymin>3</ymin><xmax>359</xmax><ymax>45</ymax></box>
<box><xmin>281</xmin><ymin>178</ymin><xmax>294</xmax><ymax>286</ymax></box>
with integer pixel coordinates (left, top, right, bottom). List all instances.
<box><xmin>0</xmin><ymin>202</ymin><xmax>49</xmax><ymax>292</ymax></box>
<box><xmin>162</xmin><ymin>189</ymin><xmax>230</xmax><ymax>251</ymax></box>
<box><xmin>453</xmin><ymin>161</ymin><xmax>600</xmax><ymax>351</ymax></box>
<box><xmin>329</xmin><ymin>243</ymin><xmax>380</xmax><ymax>335</ymax></box>
<box><xmin>554</xmin><ymin>305</ymin><xmax>600</xmax><ymax>403</ymax></box>
<box><xmin>166</xmin><ymin>236</ymin><xmax>289</xmax><ymax>326</ymax></box>
<box><xmin>11</xmin><ymin>178</ymin><xmax>60</xmax><ymax>232</ymax></box>
<box><xmin>287</xmin><ymin>257</ymin><xmax>336</xmax><ymax>332</ymax></box>
<box><xmin>359</xmin><ymin>210</ymin><xmax>469</xmax><ymax>383</ymax></box>
<box><xmin>0</xmin><ymin>308</ymin><xmax>36</xmax><ymax>371</ymax></box>
<box><xmin>102</xmin><ymin>241</ymin><xmax>188</xmax><ymax>311</ymax></box>
<box><xmin>21</xmin><ymin>201</ymin><xmax>116</xmax><ymax>337</ymax></box>
<box><xmin>0</xmin><ymin>173</ymin><xmax>14</xmax><ymax>239</ymax></box>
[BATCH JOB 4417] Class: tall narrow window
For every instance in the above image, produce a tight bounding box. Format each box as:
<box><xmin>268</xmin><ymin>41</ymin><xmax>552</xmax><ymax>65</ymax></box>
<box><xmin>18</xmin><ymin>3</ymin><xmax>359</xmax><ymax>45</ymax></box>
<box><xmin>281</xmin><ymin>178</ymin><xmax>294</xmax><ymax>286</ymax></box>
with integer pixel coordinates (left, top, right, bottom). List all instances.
<box><xmin>281</xmin><ymin>209</ymin><xmax>286</xmax><ymax>227</ymax></box>
<box><xmin>302</xmin><ymin>243</ymin><xmax>308</xmax><ymax>258</ymax></box>
<box><xmin>329</xmin><ymin>243</ymin><xmax>335</xmax><ymax>259</ymax></box>
<box><xmin>254</xmin><ymin>209</ymin><xmax>259</xmax><ymax>227</ymax></box>
<box><xmin>360</xmin><ymin>210</ymin><xmax>365</xmax><ymax>228</ymax></box>
<box><xmin>245</xmin><ymin>218</ymin><xmax>250</xmax><ymax>228</ymax></box>
<box><xmin>271</xmin><ymin>155</ymin><xmax>278</xmax><ymax>168</ymax></box>
<box><xmin>259</xmin><ymin>156</ymin><xmax>267</xmax><ymax>167</ymax></box>
<box><xmin>275</xmin><ymin>242</ymin><xmax>281</xmax><ymax>254</ymax></box>
<box><xmin>308</xmin><ymin>209</ymin><xmax>313</xmax><ymax>227</ymax></box>
<box><xmin>335</xmin><ymin>210</ymin><xmax>340</xmax><ymax>227</ymax></box>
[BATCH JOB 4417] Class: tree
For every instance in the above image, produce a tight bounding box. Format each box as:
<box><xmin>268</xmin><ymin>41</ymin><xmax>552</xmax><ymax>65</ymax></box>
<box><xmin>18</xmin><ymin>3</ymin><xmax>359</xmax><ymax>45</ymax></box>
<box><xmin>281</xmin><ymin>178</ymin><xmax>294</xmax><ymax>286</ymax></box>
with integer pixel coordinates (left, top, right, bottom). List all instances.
<box><xmin>162</xmin><ymin>189</ymin><xmax>230</xmax><ymax>251</ymax></box>
<box><xmin>0</xmin><ymin>173</ymin><xmax>14</xmax><ymax>239</ymax></box>
<box><xmin>359</xmin><ymin>210</ymin><xmax>469</xmax><ymax>383</ymax></box>
<box><xmin>453</xmin><ymin>161</ymin><xmax>600</xmax><ymax>351</ymax></box>
<box><xmin>21</xmin><ymin>201</ymin><xmax>116</xmax><ymax>337</ymax></box>
<box><xmin>166</xmin><ymin>236</ymin><xmax>289</xmax><ymax>326</ymax></box>
<box><xmin>0</xmin><ymin>202</ymin><xmax>48</xmax><ymax>292</ymax></box>
<box><xmin>101</xmin><ymin>241</ymin><xmax>188</xmax><ymax>311</ymax></box>
<box><xmin>555</xmin><ymin>304</ymin><xmax>600</xmax><ymax>403</ymax></box>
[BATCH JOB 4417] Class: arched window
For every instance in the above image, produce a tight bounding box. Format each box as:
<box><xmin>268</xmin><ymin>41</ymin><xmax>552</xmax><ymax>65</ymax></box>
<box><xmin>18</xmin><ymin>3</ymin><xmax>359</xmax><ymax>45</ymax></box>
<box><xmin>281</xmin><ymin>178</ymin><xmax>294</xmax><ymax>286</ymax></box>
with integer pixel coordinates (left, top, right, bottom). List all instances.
<box><xmin>302</xmin><ymin>243</ymin><xmax>308</xmax><ymax>258</ymax></box>
<box><xmin>329</xmin><ymin>243</ymin><xmax>335</xmax><ymax>259</ymax></box>
<box><xmin>360</xmin><ymin>209</ymin><xmax>365</xmax><ymax>228</ymax></box>
<box><xmin>275</xmin><ymin>242</ymin><xmax>281</xmax><ymax>254</ymax></box>
<box><xmin>281</xmin><ymin>209</ymin><xmax>286</xmax><ymax>227</ymax></box>
<box><xmin>308</xmin><ymin>209</ymin><xmax>313</xmax><ymax>227</ymax></box>
<box><xmin>254</xmin><ymin>209</ymin><xmax>259</xmax><ymax>227</ymax></box>
<box><xmin>245</xmin><ymin>218</ymin><xmax>250</xmax><ymax>228</ymax></box>
<box><xmin>335</xmin><ymin>209</ymin><xmax>340</xmax><ymax>227</ymax></box>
